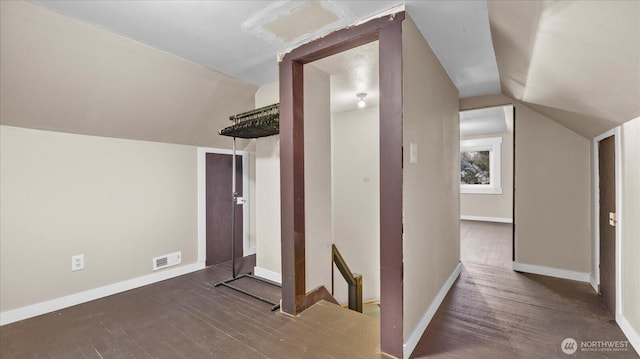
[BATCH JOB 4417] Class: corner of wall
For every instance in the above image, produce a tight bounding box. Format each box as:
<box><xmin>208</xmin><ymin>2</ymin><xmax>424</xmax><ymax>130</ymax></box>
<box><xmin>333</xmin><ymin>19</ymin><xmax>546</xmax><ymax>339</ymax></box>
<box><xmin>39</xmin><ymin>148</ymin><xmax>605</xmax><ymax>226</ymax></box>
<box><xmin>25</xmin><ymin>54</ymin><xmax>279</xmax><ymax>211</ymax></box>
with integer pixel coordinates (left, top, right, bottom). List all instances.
<box><xmin>254</xmin><ymin>82</ymin><xmax>282</xmax><ymax>276</ymax></box>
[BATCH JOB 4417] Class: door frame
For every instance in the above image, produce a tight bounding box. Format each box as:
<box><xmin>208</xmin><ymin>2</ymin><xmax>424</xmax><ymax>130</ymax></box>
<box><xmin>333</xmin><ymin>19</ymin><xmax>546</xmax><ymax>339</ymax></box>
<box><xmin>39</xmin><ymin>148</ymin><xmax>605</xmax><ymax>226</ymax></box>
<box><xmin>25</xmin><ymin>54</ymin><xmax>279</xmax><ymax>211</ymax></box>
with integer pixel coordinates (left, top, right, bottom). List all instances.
<box><xmin>592</xmin><ymin>127</ymin><xmax>622</xmax><ymax>320</ymax></box>
<box><xmin>278</xmin><ymin>11</ymin><xmax>405</xmax><ymax>358</ymax></box>
<box><xmin>197</xmin><ymin>147</ymin><xmax>252</xmax><ymax>266</ymax></box>
<box><xmin>458</xmin><ymin>103</ymin><xmax>517</xmax><ymax>265</ymax></box>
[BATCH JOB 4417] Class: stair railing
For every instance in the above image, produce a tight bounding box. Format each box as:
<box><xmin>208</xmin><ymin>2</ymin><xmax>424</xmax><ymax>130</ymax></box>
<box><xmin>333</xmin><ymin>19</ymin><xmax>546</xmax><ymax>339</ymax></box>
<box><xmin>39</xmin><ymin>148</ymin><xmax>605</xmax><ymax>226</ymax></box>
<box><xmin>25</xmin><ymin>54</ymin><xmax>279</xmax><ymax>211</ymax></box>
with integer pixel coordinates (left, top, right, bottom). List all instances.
<box><xmin>331</xmin><ymin>244</ymin><xmax>363</xmax><ymax>313</ymax></box>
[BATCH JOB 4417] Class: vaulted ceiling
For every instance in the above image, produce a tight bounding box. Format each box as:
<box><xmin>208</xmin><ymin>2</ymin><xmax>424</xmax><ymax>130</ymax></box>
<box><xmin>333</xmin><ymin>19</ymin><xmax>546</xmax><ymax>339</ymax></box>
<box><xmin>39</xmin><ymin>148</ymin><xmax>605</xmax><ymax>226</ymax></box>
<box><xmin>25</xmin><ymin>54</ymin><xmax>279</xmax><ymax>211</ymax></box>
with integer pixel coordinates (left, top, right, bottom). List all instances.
<box><xmin>488</xmin><ymin>0</ymin><xmax>640</xmax><ymax>138</ymax></box>
<box><xmin>27</xmin><ymin>1</ymin><xmax>640</xmax><ymax>138</ymax></box>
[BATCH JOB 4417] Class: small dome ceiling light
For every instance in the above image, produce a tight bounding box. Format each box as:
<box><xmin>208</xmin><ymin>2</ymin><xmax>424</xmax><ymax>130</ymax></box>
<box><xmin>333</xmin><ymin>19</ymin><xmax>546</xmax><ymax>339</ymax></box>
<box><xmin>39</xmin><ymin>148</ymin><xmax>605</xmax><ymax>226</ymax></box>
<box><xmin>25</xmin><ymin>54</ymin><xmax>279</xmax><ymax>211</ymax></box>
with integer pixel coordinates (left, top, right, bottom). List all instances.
<box><xmin>357</xmin><ymin>93</ymin><xmax>367</xmax><ymax>108</ymax></box>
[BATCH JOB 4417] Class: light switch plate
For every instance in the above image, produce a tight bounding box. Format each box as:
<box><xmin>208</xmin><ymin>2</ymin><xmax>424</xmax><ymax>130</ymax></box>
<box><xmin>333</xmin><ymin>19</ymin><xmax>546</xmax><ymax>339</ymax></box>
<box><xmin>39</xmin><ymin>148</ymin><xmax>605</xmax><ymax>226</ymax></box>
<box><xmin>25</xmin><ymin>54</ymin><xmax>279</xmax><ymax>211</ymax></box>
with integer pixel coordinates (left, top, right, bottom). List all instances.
<box><xmin>410</xmin><ymin>143</ymin><xmax>418</xmax><ymax>163</ymax></box>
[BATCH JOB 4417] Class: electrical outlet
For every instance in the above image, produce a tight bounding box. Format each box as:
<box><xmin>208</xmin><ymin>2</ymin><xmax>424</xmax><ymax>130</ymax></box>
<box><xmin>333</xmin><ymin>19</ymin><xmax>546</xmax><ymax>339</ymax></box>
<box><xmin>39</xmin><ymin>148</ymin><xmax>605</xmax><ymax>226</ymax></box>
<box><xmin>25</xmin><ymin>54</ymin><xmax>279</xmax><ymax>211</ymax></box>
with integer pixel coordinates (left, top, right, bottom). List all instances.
<box><xmin>71</xmin><ymin>254</ymin><xmax>84</xmax><ymax>271</ymax></box>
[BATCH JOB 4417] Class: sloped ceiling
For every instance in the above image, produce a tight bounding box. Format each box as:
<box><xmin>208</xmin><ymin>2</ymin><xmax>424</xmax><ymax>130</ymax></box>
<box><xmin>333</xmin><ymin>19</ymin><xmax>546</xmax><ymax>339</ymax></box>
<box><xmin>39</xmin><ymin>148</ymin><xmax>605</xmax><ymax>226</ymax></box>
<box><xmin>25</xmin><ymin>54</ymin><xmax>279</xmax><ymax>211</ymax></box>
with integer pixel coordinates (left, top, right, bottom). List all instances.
<box><xmin>0</xmin><ymin>1</ymin><xmax>257</xmax><ymax>148</ymax></box>
<box><xmin>488</xmin><ymin>0</ymin><xmax>640</xmax><ymax>138</ymax></box>
<box><xmin>17</xmin><ymin>1</ymin><xmax>640</xmax><ymax>139</ymax></box>
<box><xmin>29</xmin><ymin>1</ymin><xmax>500</xmax><ymax>99</ymax></box>
<box><xmin>29</xmin><ymin>0</ymin><xmax>404</xmax><ymax>86</ymax></box>
<box><xmin>407</xmin><ymin>1</ymin><xmax>501</xmax><ymax>97</ymax></box>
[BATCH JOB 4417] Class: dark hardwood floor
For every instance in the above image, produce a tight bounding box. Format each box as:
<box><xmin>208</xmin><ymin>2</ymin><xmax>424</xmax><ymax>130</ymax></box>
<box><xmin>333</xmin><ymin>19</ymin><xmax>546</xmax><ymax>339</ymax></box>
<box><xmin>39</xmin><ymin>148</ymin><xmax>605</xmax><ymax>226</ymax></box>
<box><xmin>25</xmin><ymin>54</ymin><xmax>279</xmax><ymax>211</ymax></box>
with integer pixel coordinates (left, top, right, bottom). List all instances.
<box><xmin>410</xmin><ymin>220</ymin><xmax>638</xmax><ymax>358</ymax></box>
<box><xmin>460</xmin><ymin>220</ymin><xmax>512</xmax><ymax>269</ymax></box>
<box><xmin>1</xmin><ymin>256</ymin><xmax>384</xmax><ymax>359</ymax></box>
<box><xmin>3</xmin><ymin>223</ymin><xmax>636</xmax><ymax>358</ymax></box>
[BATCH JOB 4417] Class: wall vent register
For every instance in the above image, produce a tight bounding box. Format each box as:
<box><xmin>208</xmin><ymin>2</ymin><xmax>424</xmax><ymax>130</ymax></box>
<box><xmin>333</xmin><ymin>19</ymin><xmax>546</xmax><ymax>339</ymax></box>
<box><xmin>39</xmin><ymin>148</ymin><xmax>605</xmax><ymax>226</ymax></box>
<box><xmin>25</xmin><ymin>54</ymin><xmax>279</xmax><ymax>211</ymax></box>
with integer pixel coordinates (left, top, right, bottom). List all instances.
<box><xmin>152</xmin><ymin>251</ymin><xmax>181</xmax><ymax>271</ymax></box>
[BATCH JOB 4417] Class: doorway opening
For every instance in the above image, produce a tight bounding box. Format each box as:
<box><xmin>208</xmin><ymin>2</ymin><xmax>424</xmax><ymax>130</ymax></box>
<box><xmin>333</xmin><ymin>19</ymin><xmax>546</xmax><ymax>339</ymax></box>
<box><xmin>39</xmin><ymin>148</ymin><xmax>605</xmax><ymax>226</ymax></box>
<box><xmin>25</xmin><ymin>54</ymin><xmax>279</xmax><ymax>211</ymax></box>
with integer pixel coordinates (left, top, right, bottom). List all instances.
<box><xmin>278</xmin><ymin>11</ymin><xmax>404</xmax><ymax>357</ymax></box>
<box><xmin>459</xmin><ymin>105</ymin><xmax>515</xmax><ymax>269</ymax></box>
<box><xmin>197</xmin><ymin>148</ymin><xmax>252</xmax><ymax>267</ymax></box>
<box><xmin>303</xmin><ymin>40</ymin><xmax>381</xmax><ymax>318</ymax></box>
<box><xmin>205</xmin><ymin>152</ymin><xmax>244</xmax><ymax>266</ymax></box>
<box><xmin>598</xmin><ymin>135</ymin><xmax>616</xmax><ymax>314</ymax></box>
<box><xmin>593</xmin><ymin>128</ymin><xmax>622</xmax><ymax>318</ymax></box>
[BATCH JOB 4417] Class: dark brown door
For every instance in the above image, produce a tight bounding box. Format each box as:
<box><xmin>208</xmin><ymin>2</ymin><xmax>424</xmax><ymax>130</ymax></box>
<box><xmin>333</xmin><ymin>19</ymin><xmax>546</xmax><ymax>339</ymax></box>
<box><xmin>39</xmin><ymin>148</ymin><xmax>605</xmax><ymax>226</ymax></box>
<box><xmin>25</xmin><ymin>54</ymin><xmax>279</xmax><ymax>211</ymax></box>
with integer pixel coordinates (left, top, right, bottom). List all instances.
<box><xmin>206</xmin><ymin>153</ymin><xmax>243</xmax><ymax>266</ymax></box>
<box><xmin>599</xmin><ymin>135</ymin><xmax>616</xmax><ymax>314</ymax></box>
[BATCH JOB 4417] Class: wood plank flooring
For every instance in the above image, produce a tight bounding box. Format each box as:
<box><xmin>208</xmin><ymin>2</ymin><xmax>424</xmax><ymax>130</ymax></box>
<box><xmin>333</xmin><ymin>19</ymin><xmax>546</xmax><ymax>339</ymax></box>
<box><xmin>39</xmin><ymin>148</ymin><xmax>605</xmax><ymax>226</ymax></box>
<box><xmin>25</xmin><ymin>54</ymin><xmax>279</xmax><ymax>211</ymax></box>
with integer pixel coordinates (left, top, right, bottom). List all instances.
<box><xmin>460</xmin><ymin>220</ymin><xmax>512</xmax><ymax>269</ymax></box>
<box><xmin>411</xmin><ymin>221</ymin><xmax>638</xmax><ymax>358</ymax></box>
<box><xmin>3</xmin><ymin>222</ymin><xmax>637</xmax><ymax>358</ymax></box>
<box><xmin>1</xmin><ymin>256</ymin><xmax>384</xmax><ymax>359</ymax></box>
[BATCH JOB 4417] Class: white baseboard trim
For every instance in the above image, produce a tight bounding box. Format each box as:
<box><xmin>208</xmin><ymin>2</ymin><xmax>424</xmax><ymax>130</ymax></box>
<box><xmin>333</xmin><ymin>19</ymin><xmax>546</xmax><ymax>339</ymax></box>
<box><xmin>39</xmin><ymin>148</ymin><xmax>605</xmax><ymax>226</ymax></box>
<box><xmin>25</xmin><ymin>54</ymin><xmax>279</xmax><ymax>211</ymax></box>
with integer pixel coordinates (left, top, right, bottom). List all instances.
<box><xmin>460</xmin><ymin>215</ymin><xmax>512</xmax><ymax>223</ymax></box>
<box><xmin>0</xmin><ymin>262</ymin><xmax>205</xmax><ymax>326</ymax></box>
<box><xmin>589</xmin><ymin>274</ymin><xmax>598</xmax><ymax>293</ymax></box>
<box><xmin>403</xmin><ymin>262</ymin><xmax>462</xmax><ymax>359</ymax></box>
<box><xmin>617</xmin><ymin>312</ymin><xmax>640</xmax><ymax>355</ymax></box>
<box><xmin>253</xmin><ymin>266</ymin><xmax>282</xmax><ymax>284</ymax></box>
<box><xmin>512</xmin><ymin>262</ymin><xmax>590</xmax><ymax>283</ymax></box>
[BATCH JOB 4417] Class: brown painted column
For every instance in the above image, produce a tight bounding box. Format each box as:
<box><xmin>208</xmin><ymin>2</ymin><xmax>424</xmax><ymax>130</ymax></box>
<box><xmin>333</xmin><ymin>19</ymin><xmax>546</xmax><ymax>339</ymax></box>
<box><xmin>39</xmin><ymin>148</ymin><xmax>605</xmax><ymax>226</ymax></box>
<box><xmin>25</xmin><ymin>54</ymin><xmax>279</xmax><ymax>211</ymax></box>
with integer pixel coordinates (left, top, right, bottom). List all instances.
<box><xmin>379</xmin><ymin>19</ymin><xmax>404</xmax><ymax>359</ymax></box>
<box><xmin>279</xmin><ymin>59</ymin><xmax>306</xmax><ymax>315</ymax></box>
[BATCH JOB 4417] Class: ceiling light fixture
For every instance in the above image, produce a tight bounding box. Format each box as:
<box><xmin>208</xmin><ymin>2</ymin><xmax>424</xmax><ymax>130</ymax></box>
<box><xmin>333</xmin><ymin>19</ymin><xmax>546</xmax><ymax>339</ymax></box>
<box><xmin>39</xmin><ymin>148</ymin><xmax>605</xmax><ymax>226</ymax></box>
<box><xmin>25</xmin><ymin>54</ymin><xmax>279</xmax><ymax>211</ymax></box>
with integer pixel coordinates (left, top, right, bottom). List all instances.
<box><xmin>357</xmin><ymin>93</ymin><xmax>367</xmax><ymax>108</ymax></box>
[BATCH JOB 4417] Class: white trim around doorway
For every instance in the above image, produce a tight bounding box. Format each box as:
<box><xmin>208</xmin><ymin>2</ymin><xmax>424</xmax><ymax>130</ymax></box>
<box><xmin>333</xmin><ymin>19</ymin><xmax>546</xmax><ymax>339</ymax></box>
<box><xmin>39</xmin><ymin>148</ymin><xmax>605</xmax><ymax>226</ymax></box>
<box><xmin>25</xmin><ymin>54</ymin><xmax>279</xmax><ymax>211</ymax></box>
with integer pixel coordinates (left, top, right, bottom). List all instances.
<box><xmin>197</xmin><ymin>147</ymin><xmax>253</xmax><ymax>266</ymax></box>
<box><xmin>592</xmin><ymin>127</ymin><xmax>622</xmax><ymax>317</ymax></box>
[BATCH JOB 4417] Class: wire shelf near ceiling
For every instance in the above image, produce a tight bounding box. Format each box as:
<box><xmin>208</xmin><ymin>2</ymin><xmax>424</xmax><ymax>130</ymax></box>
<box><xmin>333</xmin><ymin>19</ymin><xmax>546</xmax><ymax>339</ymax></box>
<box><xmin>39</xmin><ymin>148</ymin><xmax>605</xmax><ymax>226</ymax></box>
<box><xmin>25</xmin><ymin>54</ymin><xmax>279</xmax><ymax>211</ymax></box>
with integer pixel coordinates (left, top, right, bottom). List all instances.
<box><xmin>218</xmin><ymin>103</ymin><xmax>279</xmax><ymax>139</ymax></box>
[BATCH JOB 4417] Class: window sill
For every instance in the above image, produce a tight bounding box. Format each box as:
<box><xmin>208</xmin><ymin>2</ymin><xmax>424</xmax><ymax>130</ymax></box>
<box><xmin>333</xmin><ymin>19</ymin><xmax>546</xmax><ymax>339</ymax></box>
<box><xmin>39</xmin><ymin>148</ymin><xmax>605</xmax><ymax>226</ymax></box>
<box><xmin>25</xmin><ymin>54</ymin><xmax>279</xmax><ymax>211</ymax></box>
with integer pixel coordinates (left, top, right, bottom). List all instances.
<box><xmin>460</xmin><ymin>185</ymin><xmax>503</xmax><ymax>195</ymax></box>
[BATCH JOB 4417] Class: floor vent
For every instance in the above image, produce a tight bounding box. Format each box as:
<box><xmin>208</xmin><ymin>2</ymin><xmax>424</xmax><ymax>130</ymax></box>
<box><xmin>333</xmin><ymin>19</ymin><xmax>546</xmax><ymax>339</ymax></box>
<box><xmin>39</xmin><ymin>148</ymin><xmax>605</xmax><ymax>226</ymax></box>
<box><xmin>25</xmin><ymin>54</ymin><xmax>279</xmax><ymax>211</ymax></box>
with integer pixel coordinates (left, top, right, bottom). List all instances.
<box><xmin>152</xmin><ymin>251</ymin><xmax>181</xmax><ymax>271</ymax></box>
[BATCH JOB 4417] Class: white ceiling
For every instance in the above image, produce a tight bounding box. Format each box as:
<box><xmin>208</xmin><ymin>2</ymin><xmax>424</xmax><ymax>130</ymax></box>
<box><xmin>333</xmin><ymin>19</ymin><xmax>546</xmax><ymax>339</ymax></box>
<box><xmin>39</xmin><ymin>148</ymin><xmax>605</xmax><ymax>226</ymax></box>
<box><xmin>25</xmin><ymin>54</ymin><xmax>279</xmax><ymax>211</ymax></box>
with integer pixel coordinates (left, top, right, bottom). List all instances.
<box><xmin>30</xmin><ymin>0</ymin><xmax>500</xmax><ymax>98</ymax></box>
<box><xmin>460</xmin><ymin>105</ymin><xmax>512</xmax><ymax>137</ymax></box>
<box><xmin>310</xmin><ymin>41</ymin><xmax>379</xmax><ymax>114</ymax></box>
<box><xmin>406</xmin><ymin>1</ymin><xmax>501</xmax><ymax>97</ymax></box>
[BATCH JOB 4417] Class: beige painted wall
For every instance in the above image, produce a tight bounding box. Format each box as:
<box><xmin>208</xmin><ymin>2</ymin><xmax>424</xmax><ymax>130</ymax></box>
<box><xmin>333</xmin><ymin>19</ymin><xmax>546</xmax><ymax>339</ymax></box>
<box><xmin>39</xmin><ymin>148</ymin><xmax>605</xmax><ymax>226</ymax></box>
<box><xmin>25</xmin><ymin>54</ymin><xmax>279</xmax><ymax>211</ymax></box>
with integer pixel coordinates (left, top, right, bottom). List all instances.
<box><xmin>0</xmin><ymin>1</ymin><xmax>260</xmax><ymax>315</ymax></box>
<box><xmin>0</xmin><ymin>1</ymin><xmax>255</xmax><ymax>148</ymax></box>
<box><xmin>460</xmin><ymin>94</ymin><xmax>592</xmax><ymax>273</ymax></box>
<box><xmin>254</xmin><ymin>82</ymin><xmax>281</xmax><ymax>274</ymax></box>
<box><xmin>243</xmin><ymin>140</ymin><xmax>257</xmax><ymax>250</ymax></box>
<box><xmin>460</xmin><ymin>130</ymin><xmax>513</xmax><ymax>219</ymax></box>
<box><xmin>402</xmin><ymin>16</ymin><xmax>460</xmax><ymax>341</ymax></box>
<box><xmin>621</xmin><ymin>116</ymin><xmax>640</xmax><ymax>339</ymax></box>
<box><xmin>303</xmin><ymin>66</ymin><xmax>333</xmax><ymax>293</ymax></box>
<box><xmin>331</xmin><ymin>107</ymin><xmax>380</xmax><ymax>303</ymax></box>
<box><xmin>0</xmin><ymin>126</ymin><xmax>197</xmax><ymax>311</ymax></box>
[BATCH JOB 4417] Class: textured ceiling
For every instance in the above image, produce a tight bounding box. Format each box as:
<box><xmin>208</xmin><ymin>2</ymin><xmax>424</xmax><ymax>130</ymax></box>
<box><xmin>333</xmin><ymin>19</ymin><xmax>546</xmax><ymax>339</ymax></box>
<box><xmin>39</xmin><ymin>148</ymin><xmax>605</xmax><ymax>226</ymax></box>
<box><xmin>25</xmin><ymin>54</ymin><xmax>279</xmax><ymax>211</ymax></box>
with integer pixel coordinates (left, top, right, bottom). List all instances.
<box><xmin>487</xmin><ymin>0</ymin><xmax>640</xmax><ymax>138</ymax></box>
<box><xmin>310</xmin><ymin>41</ymin><xmax>379</xmax><ymax>114</ymax></box>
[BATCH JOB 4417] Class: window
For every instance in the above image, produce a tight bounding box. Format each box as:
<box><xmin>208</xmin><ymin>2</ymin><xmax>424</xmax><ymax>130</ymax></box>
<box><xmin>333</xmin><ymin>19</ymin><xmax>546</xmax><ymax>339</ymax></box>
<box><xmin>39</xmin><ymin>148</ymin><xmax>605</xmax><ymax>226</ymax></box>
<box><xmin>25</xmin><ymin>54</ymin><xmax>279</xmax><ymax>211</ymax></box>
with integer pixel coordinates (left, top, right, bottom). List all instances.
<box><xmin>460</xmin><ymin>137</ymin><xmax>502</xmax><ymax>194</ymax></box>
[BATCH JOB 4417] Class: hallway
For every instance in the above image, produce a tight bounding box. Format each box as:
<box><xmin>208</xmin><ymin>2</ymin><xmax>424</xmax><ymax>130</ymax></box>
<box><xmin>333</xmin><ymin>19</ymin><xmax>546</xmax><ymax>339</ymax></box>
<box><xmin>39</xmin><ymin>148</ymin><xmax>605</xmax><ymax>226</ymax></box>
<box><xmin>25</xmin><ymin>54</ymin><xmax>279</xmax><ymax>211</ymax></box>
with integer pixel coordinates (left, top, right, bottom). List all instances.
<box><xmin>410</xmin><ymin>221</ymin><xmax>637</xmax><ymax>358</ymax></box>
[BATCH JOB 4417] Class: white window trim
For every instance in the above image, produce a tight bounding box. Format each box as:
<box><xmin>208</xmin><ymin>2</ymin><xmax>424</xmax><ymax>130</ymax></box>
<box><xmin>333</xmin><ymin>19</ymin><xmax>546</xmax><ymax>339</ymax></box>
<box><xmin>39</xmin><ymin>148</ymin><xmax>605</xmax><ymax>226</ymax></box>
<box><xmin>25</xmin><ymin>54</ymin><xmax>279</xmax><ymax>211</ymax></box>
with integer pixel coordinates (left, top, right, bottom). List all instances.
<box><xmin>460</xmin><ymin>137</ymin><xmax>502</xmax><ymax>194</ymax></box>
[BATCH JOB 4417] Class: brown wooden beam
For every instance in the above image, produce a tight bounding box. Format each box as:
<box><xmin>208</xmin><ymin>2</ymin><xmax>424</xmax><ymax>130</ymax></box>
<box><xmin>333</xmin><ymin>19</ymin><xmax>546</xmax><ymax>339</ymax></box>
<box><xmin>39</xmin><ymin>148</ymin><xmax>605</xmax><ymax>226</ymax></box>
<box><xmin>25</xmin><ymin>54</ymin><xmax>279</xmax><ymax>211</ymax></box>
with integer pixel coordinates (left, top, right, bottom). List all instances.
<box><xmin>378</xmin><ymin>20</ymin><xmax>404</xmax><ymax>359</ymax></box>
<box><xmin>282</xmin><ymin>12</ymin><xmax>404</xmax><ymax>65</ymax></box>
<box><xmin>279</xmin><ymin>59</ymin><xmax>305</xmax><ymax>315</ymax></box>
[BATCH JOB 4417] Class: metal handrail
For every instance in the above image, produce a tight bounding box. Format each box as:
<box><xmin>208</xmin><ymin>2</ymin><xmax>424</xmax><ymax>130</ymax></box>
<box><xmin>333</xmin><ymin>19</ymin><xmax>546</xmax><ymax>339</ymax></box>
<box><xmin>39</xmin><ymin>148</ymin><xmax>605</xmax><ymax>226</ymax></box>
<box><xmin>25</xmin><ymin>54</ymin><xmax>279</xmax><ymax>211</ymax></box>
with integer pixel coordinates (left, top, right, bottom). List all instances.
<box><xmin>331</xmin><ymin>244</ymin><xmax>363</xmax><ymax>313</ymax></box>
